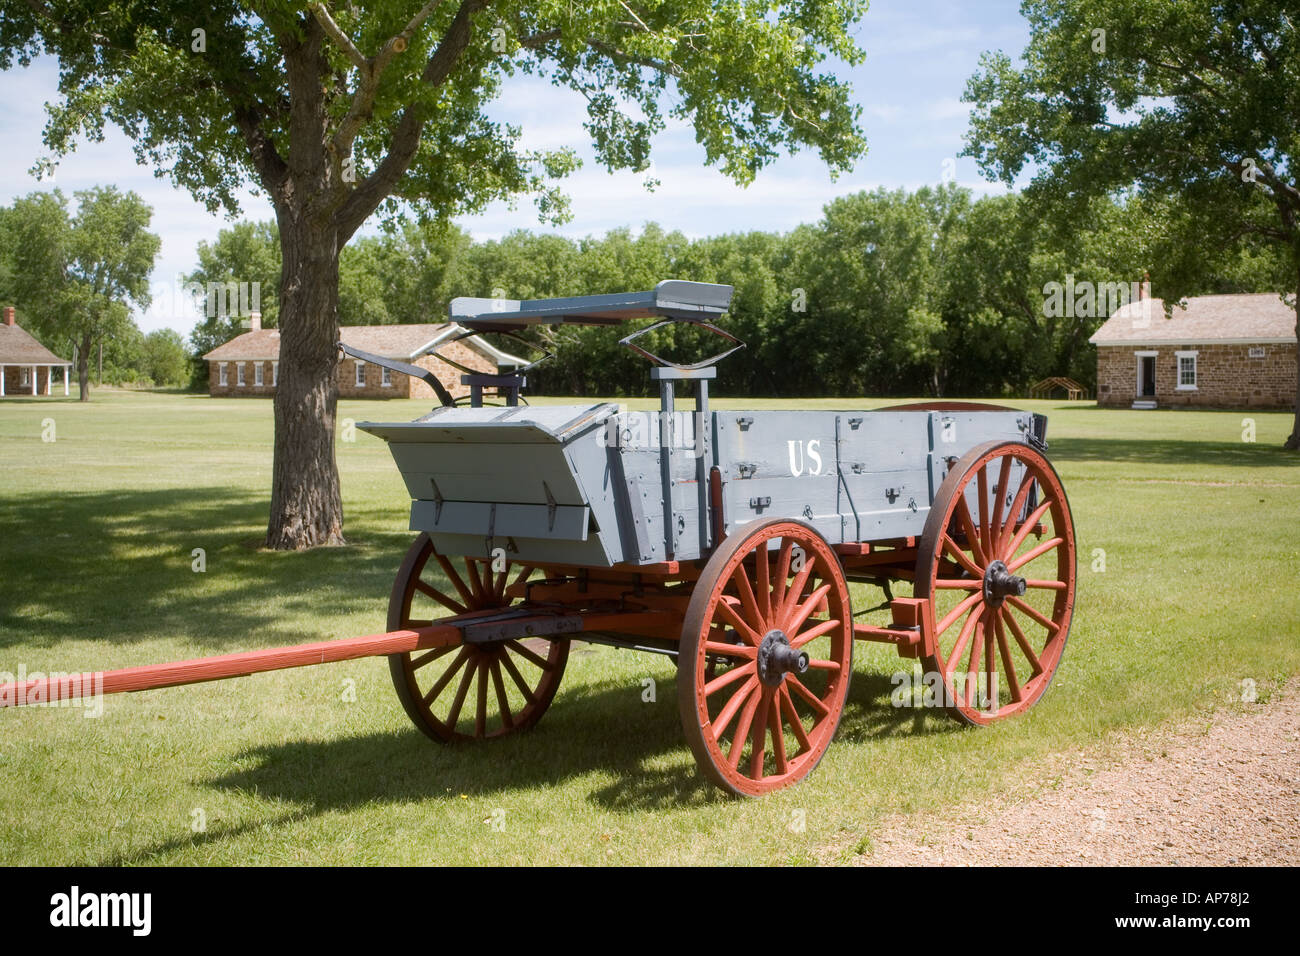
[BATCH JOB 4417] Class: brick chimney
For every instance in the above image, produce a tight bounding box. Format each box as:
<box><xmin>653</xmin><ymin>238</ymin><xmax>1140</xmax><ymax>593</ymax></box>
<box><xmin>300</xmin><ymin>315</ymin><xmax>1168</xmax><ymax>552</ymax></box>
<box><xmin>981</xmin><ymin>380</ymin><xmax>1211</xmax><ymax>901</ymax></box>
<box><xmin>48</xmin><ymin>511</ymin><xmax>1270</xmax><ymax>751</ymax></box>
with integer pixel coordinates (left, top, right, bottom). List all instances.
<box><xmin>3</xmin><ymin>306</ymin><xmax>14</xmax><ymax>327</ymax></box>
<box><xmin>249</xmin><ymin>310</ymin><xmax>262</xmax><ymax>331</ymax></box>
<box><xmin>1138</xmin><ymin>271</ymin><xmax>1150</xmax><ymax>301</ymax></box>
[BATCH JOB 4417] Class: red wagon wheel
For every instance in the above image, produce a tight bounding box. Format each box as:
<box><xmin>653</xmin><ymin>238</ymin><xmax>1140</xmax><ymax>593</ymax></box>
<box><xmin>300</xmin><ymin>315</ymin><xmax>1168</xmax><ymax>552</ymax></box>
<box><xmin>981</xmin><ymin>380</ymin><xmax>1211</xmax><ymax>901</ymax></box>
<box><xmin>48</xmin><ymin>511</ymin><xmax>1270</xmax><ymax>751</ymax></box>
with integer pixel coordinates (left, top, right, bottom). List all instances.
<box><xmin>679</xmin><ymin>519</ymin><xmax>853</xmax><ymax>797</ymax></box>
<box><xmin>915</xmin><ymin>440</ymin><xmax>1076</xmax><ymax>727</ymax></box>
<box><xmin>387</xmin><ymin>533</ymin><xmax>568</xmax><ymax>742</ymax></box>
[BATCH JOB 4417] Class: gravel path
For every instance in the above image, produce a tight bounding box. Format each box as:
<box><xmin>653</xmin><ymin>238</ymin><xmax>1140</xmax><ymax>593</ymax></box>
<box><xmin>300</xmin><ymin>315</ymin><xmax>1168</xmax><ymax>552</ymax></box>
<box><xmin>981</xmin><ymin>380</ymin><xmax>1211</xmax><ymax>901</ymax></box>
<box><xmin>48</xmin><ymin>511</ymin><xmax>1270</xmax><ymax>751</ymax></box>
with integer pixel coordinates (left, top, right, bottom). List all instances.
<box><xmin>847</xmin><ymin>680</ymin><xmax>1300</xmax><ymax>866</ymax></box>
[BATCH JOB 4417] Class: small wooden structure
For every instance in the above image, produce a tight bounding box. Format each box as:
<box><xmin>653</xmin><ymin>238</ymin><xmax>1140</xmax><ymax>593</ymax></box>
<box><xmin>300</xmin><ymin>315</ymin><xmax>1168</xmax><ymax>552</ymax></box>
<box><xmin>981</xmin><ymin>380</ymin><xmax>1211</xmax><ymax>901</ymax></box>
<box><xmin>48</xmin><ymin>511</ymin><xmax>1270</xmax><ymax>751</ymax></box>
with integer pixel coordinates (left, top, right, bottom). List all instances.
<box><xmin>1029</xmin><ymin>377</ymin><xmax>1089</xmax><ymax>401</ymax></box>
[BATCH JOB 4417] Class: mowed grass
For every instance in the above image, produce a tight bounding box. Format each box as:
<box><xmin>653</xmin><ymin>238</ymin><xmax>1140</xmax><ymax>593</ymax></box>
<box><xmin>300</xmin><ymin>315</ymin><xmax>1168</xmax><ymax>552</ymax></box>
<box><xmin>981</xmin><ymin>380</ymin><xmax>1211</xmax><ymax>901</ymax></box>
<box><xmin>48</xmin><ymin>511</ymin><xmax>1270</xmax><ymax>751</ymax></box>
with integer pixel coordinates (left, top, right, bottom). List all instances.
<box><xmin>0</xmin><ymin>388</ymin><xmax>1297</xmax><ymax>865</ymax></box>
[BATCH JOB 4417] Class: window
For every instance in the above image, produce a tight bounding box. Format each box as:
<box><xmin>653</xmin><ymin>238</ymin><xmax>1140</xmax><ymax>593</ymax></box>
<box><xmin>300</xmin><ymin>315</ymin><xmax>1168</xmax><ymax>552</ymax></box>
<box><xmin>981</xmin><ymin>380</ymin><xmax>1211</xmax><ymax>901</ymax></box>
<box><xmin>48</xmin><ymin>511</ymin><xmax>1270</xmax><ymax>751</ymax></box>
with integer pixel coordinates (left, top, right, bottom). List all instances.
<box><xmin>381</xmin><ymin>366</ymin><xmax>392</xmax><ymax>387</ymax></box>
<box><xmin>272</xmin><ymin>362</ymin><xmax>278</xmax><ymax>386</ymax></box>
<box><xmin>355</xmin><ymin>360</ymin><xmax>366</xmax><ymax>387</ymax></box>
<box><xmin>20</xmin><ymin>367</ymin><xmax>29</xmax><ymax>387</ymax></box>
<box><xmin>254</xmin><ymin>362</ymin><xmax>264</xmax><ymax>386</ymax></box>
<box><xmin>218</xmin><ymin>363</ymin><xmax>228</xmax><ymax>386</ymax></box>
<box><xmin>237</xmin><ymin>363</ymin><xmax>246</xmax><ymax>387</ymax></box>
<box><xmin>1175</xmin><ymin>350</ymin><xmax>1198</xmax><ymax>390</ymax></box>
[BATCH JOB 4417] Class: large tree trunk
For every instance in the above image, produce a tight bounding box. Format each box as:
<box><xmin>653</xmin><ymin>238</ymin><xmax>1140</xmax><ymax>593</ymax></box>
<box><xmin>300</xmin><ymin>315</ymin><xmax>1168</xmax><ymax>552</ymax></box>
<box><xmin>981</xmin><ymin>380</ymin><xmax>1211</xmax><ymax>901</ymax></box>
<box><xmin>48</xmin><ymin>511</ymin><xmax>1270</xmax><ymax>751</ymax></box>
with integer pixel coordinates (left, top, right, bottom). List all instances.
<box><xmin>265</xmin><ymin>212</ymin><xmax>345</xmax><ymax>549</ymax></box>
<box><xmin>1288</xmin><ymin>270</ymin><xmax>1300</xmax><ymax>450</ymax></box>
<box><xmin>77</xmin><ymin>332</ymin><xmax>91</xmax><ymax>402</ymax></box>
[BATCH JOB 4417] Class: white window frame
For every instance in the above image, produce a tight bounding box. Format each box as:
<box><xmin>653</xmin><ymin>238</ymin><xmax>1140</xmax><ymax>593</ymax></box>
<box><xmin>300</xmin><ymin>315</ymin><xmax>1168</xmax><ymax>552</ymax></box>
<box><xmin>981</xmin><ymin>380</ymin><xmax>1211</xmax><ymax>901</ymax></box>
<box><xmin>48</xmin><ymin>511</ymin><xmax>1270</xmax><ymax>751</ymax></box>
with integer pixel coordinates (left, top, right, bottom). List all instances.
<box><xmin>381</xmin><ymin>366</ymin><xmax>392</xmax><ymax>388</ymax></box>
<box><xmin>1175</xmin><ymin>350</ymin><xmax>1198</xmax><ymax>391</ymax></box>
<box><xmin>218</xmin><ymin>362</ymin><xmax>228</xmax><ymax>386</ymax></box>
<box><xmin>237</xmin><ymin>363</ymin><xmax>246</xmax><ymax>387</ymax></box>
<box><xmin>355</xmin><ymin>360</ymin><xmax>366</xmax><ymax>387</ymax></box>
<box><xmin>272</xmin><ymin>361</ymin><xmax>278</xmax><ymax>386</ymax></box>
<box><xmin>1134</xmin><ymin>350</ymin><xmax>1158</xmax><ymax>397</ymax></box>
<box><xmin>254</xmin><ymin>362</ymin><xmax>264</xmax><ymax>386</ymax></box>
<box><xmin>20</xmin><ymin>366</ymin><xmax>29</xmax><ymax>387</ymax></box>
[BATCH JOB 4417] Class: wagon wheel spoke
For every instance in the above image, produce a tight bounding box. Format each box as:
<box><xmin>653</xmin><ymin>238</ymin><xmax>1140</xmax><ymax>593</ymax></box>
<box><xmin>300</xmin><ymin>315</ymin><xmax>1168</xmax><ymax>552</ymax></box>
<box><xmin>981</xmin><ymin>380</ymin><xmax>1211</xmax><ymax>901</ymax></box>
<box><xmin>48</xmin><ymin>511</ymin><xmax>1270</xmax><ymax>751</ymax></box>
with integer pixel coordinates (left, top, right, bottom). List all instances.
<box><xmin>489</xmin><ymin>657</ymin><xmax>514</xmax><ymax>729</ymax></box>
<box><xmin>748</xmin><ymin>690</ymin><xmax>772</xmax><ymax>778</ymax></box>
<box><xmin>944</xmin><ymin>605</ymin><xmax>982</xmax><ymax>682</ymax></box>
<box><xmin>727</xmin><ymin>688</ymin><xmax>763</xmax><ymax>768</ymax></box>
<box><xmin>715</xmin><ymin>596</ymin><xmax>762</xmax><ymax>646</ymax></box>
<box><xmin>704</xmin><ymin>639</ymin><xmax>757</xmax><ymax>660</ymax></box>
<box><xmin>423</xmin><ymin>646</ymin><xmax>472</xmax><ymax>705</ymax></box>
<box><xmin>730</xmin><ymin>564</ymin><xmax>766</xmax><ymax>634</ymax></box>
<box><xmin>754</xmin><ymin>547</ymin><xmax>772</xmax><ymax>623</ymax></box>
<box><xmin>474</xmin><ymin>658</ymin><xmax>490</xmax><ymax>737</ymax></box>
<box><xmin>989</xmin><ymin>454</ymin><xmax>1011</xmax><ymax>547</ymax></box>
<box><xmin>445</xmin><ymin>658</ymin><xmax>478</xmax><ymax>728</ymax></box>
<box><xmin>713</xmin><ymin>676</ymin><xmax>759</xmax><ymax>738</ymax></box>
<box><xmin>1006</xmin><ymin>595</ymin><xmax>1059</xmax><ymax>635</ymax></box>
<box><xmin>964</xmin><ymin>614</ymin><xmax>985</xmax><ymax>710</ymax></box>
<box><xmin>704</xmin><ymin>661</ymin><xmax>756</xmax><ymax>698</ymax></box>
<box><xmin>998</xmin><ymin>475</ymin><xmax>1036</xmax><ymax>554</ymax></box>
<box><xmin>771</xmin><ymin>539</ymin><xmax>793</xmax><ymax>617</ymax></box>
<box><xmin>1003</xmin><ymin>498</ymin><xmax>1053</xmax><ymax>563</ymax></box>
<box><xmin>498</xmin><ymin>648</ymin><xmax>539</xmax><ymax>704</ymax></box>
<box><xmin>778</xmin><ymin>684</ymin><xmax>813</xmax><ymax>755</ymax></box>
<box><xmin>936</xmin><ymin>591</ymin><xmax>984</xmax><ymax>636</ymax></box>
<box><xmin>976</xmin><ymin>463</ymin><xmax>992</xmax><ymax>558</ymax></box>
<box><xmin>768</xmin><ymin>698</ymin><xmax>788</xmax><ymax>775</ymax></box>
<box><xmin>504</xmin><ymin>638</ymin><xmax>554</xmax><ymax>670</ymax></box>
<box><xmin>779</xmin><ymin>559</ymin><xmax>817</xmax><ymax>626</ymax></box>
<box><xmin>994</xmin><ymin>613</ymin><xmax>1022</xmax><ymax>703</ymax></box>
<box><xmin>942</xmin><ymin>535</ymin><xmax>985</xmax><ymax>578</ymax></box>
<box><xmin>786</xmin><ymin>674</ymin><xmax>830</xmax><ymax>717</ymax></box>
<box><xmin>464</xmin><ymin>558</ymin><xmax>489</xmax><ymax>606</ymax></box>
<box><xmin>785</xmin><ymin>582</ymin><xmax>832</xmax><ymax>635</ymax></box>
<box><xmin>434</xmin><ymin>553</ymin><xmax>476</xmax><ymax>609</ymax></box>
<box><xmin>1007</xmin><ymin>536</ymin><xmax>1062</xmax><ymax>574</ymax></box>
<box><xmin>790</xmin><ymin>617</ymin><xmax>841</xmax><ymax>649</ymax></box>
<box><xmin>414</xmin><ymin>578</ymin><xmax>469</xmax><ymax>615</ymax></box>
<box><xmin>953</xmin><ymin>495</ymin><xmax>987</xmax><ymax>569</ymax></box>
<box><xmin>1000</xmin><ymin>605</ymin><xmax>1043</xmax><ymax>677</ymax></box>
<box><xmin>410</xmin><ymin>644</ymin><xmax>458</xmax><ymax>671</ymax></box>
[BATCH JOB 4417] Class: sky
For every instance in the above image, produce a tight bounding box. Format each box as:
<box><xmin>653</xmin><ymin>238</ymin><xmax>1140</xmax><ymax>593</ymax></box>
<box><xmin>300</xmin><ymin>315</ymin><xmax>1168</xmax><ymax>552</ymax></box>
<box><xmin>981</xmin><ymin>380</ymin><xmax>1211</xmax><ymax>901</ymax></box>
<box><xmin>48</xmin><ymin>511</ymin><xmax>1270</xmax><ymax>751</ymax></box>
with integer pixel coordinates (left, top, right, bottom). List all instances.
<box><xmin>0</xmin><ymin>0</ymin><xmax>1030</xmax><ymax>337</ymax></box>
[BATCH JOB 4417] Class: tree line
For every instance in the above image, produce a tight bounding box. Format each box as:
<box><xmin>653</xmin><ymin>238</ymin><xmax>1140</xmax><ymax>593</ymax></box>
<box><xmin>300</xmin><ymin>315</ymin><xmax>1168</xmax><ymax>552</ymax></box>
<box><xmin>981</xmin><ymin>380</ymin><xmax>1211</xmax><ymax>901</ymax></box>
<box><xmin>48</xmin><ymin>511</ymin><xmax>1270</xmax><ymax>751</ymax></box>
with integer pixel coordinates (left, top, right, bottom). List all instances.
<box><xmin>187</xmin><ymin>184</ymin><xmax>1284</xmax><ymax>398</ymax></box>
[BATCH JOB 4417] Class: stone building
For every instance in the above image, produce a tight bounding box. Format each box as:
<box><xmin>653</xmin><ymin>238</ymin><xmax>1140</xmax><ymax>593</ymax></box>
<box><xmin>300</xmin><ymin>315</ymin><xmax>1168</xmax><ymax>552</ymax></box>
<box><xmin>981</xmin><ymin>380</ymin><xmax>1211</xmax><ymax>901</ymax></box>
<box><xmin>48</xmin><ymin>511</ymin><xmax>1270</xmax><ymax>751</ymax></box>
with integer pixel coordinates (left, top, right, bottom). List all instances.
<box><xmin>203</xmin><ymin>314</ymin><xmax>521</xmax><ymax>400</ymax></box>
<box><xmin>1090</xmin><ymin>284</ymin><xmax>1296</xmax><ymax>409</ymax></box>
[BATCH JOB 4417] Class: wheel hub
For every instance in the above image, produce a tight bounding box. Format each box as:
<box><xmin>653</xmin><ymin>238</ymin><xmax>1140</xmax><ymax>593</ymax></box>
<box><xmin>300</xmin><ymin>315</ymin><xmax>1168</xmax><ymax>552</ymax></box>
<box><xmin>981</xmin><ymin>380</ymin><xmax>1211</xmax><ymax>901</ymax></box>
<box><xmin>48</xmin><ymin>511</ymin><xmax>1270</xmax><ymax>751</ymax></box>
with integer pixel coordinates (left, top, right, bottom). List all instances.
<box><xmin>983</xmin><ymin>559</ymin><xmax>1026</xmax><ymax>607</ymax></box>
<box><xmin>757</xmin><ymin>629</ymin><xmax>809</xmax><ymax>686</ymax></box>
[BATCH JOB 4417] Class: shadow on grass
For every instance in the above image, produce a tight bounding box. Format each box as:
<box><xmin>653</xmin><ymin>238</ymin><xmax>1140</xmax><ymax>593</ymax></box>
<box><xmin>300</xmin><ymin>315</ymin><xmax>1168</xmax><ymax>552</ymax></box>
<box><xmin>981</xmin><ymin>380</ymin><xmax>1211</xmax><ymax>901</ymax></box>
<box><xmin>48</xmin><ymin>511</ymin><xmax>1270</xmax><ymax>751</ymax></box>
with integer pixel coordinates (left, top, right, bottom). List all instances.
<box><xmin>0</xmin><ymin>487</ymin><xmax>411</xmax><ymax>651</ymax></box>
<box><xmin>1050</xmin><ymin>436</ymin><xmax>1296</xmax><ymax>467</ymax></box>
<box><xmin>100</xmin><ymin>669</ymin><xmax>958</xmax><ymax>863</ymax></box>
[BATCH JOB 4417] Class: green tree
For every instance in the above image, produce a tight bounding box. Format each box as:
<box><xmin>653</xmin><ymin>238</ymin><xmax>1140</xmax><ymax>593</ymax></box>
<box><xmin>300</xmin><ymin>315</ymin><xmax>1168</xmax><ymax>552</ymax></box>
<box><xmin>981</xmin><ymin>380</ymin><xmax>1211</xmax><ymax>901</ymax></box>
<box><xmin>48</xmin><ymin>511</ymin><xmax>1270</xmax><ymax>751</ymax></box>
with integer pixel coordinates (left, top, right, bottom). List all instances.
<box><xmin>963</xmin><ymin>0</ymin><xmax>1300</xmax><ymax>446</ymax></box>
<box><xmin>3</xmin><ymin>1</ymin><xmax>868</xmax><ymax>547</ymax></box>
<box><xmin>142</xmin><ymin>328</ymin><xmax>193</xmax><ymax>387</ymax></box>
<box><xmin>3</xmin><ymin>188</ymin><xmax>159</xmax><ymax>401</ymax></box>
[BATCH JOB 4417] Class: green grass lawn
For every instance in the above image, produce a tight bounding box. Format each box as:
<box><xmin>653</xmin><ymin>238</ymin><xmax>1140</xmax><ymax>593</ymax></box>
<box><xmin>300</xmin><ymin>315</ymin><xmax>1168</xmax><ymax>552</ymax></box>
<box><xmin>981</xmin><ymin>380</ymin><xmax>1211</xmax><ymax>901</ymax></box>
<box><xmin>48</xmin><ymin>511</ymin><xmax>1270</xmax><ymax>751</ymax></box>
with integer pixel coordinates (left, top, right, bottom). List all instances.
<box><xmin>0</xmin><ymin>388</ymin><xmax>1296</xmax><ymax>865</ymax></box>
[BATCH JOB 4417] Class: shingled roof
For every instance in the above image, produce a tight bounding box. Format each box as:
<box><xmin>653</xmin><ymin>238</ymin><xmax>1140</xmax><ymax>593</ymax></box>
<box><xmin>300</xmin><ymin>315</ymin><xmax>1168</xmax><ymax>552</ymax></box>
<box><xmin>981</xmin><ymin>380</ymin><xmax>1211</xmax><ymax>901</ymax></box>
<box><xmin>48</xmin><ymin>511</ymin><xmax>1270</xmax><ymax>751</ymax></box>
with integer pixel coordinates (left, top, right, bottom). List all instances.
<box><xmin>1090</xmin><ymin>293</ymin><xmax>1297</xmax><ymax>346</ymax></box>
<box><xmin>0</xmin><ymin>322</ymin><xmax>70</xmax><ymax>365</ymax></box>
<box><xmin>203</xmin><ymin>323</ymin><xmax>471</xmax><ymax>362</ymax></box>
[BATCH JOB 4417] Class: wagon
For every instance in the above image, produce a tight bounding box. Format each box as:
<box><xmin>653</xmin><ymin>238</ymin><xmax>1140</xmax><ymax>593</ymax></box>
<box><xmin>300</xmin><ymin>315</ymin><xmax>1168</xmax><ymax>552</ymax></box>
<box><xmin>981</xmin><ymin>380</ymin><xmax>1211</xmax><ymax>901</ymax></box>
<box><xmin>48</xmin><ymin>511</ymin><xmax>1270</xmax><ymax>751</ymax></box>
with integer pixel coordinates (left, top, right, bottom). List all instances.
<box><xmin>1</xmin><ymin>281</ymin><xmax>1076</xmax><ymax>796</ymax></box>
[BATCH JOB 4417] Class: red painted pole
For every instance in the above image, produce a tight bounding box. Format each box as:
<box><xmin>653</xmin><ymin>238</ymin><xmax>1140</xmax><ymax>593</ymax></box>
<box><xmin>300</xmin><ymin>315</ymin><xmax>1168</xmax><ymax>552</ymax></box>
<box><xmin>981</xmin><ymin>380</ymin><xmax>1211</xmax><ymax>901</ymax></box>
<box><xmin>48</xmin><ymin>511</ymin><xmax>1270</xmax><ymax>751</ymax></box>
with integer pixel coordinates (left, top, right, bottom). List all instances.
<box><xmin>0</xmin><ymin>624</ymin><xmax>461</xmax><ymax>709</ymax></box>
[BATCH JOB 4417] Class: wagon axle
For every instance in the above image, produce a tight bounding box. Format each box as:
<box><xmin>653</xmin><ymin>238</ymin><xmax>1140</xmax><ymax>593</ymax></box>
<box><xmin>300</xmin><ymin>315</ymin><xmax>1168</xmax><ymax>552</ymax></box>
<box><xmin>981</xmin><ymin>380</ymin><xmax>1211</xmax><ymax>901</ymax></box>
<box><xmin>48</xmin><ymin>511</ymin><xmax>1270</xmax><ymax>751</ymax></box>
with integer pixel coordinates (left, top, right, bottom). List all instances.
<box><xmin>982</xmin><ymin>560</ymin><xmax>1027</xmax><ymax>606</ymax></box>
<box><xmin>757</xmin><ymin>630</ymin><xmax>810</xmax><ymax>686</ymax></box>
